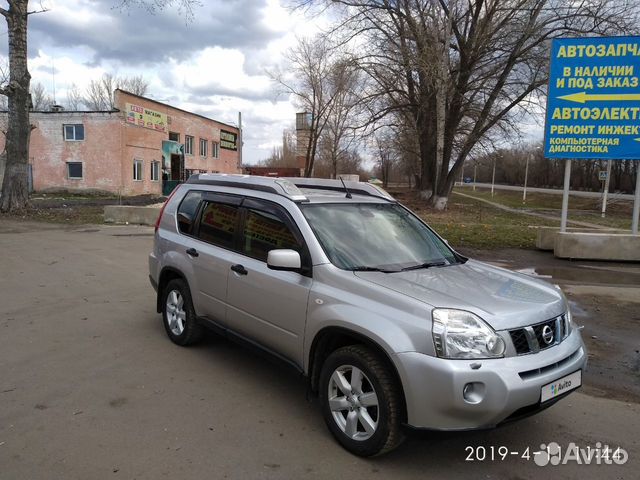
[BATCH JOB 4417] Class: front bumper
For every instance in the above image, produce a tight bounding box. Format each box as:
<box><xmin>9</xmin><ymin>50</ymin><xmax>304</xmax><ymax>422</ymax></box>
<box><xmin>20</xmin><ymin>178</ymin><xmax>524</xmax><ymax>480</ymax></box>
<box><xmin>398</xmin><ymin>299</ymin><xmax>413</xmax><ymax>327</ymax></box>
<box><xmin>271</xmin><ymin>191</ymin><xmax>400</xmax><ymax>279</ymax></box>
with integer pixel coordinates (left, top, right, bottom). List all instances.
<box><xmin>394</xmin><ymin>329</ymin><xmax>587</xmax><ymax>430</ymax></box>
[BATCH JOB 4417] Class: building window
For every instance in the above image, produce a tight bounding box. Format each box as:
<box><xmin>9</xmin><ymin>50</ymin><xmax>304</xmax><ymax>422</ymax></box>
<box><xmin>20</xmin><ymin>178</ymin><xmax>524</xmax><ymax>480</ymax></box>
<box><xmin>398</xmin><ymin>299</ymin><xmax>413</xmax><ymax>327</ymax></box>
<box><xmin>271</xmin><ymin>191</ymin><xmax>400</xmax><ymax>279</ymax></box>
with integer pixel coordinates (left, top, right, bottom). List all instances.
<box><xmin>64</xmin><ymin>124</ymin><xmax>85</xmax><ymax>141</ymax></box>
<box><xmin>151</xmin><ymin>161</ymin><xmax>160</xmax><ymax>182</ymax></box>
<box><xmin>67</xmin><ymin>162</ymin><xmax>83</xmax><ymax>179</ymax></box>
<box><xmin>185</xmin><ymin>135</ymin><xmax>194</xmax><ymax>155</ymax></box>
<box><xmin>199</xmin><ymin>138</ymin><xmax>208</xmax><ymax>157</ymax></box>
<box><xmin>169</xmin><ymin>132</ymin><xmax>180</xmax><ymax>142</ymax></box>
<box><xmin>212</xmin><ymin>141</ymin><xmax>219</xmax><ymax>158</ymax></box>
<box><xmin>133</xmin><ymin>159</ymin><xmax>143</xmax><ymax>181</ymax></box>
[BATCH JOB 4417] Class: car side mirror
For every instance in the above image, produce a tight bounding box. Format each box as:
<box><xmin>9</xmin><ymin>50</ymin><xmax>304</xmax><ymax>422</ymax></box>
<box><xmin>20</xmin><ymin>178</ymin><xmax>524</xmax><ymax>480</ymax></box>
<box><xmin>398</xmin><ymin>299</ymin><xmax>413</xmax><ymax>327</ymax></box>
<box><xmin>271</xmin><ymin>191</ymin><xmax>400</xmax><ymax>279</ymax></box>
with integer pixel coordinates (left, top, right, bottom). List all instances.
<box><xmin>267</xmin><ymin>249</ymin><xmax>301</xmax><ymax>272</ymax></box>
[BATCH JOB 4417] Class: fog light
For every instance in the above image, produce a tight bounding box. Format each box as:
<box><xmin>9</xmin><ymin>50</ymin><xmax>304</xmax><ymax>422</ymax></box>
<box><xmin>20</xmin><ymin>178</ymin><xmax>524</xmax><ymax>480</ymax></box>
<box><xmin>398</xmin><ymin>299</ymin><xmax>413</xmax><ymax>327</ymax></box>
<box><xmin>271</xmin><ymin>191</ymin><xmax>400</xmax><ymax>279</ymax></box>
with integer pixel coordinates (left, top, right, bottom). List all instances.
<box><xmin>463</xmin><ymin>382</ymin><xmax>486</xmax><ymax>404</ymax></box>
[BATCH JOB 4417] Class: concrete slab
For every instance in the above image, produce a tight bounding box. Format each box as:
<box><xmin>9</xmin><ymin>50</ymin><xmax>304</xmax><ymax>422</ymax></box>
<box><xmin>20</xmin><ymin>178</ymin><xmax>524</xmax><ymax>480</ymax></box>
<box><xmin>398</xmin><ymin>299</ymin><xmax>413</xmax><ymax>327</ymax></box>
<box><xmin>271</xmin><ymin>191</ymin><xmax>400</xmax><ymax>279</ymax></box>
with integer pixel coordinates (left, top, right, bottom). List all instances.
<box><xmin>554</xmin><ymin>232</ymin><xmax>640</xmax><ymax>261</ymax></box>
<box><xmin>103</xmin><ymin>205</ymin><xmax>161</xmax><ymax>225</ymax></box>
<box><xmin>535</xmin><ymin>226</ymin><xmax>627</xmax><ymax>250</ymax></box>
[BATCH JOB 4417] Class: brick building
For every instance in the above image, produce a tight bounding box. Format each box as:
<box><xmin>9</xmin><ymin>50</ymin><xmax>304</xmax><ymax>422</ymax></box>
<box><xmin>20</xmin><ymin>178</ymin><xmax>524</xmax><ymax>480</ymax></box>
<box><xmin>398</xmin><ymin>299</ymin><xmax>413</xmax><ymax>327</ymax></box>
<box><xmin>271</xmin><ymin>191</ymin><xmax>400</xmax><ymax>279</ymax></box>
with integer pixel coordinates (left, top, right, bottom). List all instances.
<box><xmin>0</xmin><ymin>89</ymin><xmax>241</xmax><ymax>195</ymax></box>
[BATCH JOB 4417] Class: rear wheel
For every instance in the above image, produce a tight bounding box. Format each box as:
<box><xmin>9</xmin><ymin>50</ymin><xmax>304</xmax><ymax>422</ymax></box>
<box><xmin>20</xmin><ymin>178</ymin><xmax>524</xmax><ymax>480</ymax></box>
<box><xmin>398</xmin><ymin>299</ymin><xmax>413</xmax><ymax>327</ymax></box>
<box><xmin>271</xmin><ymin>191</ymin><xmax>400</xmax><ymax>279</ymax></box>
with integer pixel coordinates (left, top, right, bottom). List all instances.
<box><xmin>319</xmin><ymin>345</ymin><xmax>404</xmax><ymax>456</ymax></box>
<box><xmin>161</xmin><ymin>279</ymin><xmax>203</xmax><ymax>346</ymax></box>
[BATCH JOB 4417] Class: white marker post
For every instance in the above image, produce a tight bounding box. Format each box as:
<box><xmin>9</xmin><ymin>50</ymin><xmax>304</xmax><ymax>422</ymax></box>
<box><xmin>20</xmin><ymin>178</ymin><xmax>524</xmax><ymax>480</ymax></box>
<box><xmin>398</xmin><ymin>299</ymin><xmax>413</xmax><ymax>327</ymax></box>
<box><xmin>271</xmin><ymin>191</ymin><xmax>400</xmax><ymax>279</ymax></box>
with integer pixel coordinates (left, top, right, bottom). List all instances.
<box><xmin>523</xmin><ymin>153</ymin><xmax>530</xmax><ymax>204</ymax></box>
<box><xmin>473</xmin><ymin>164</ymin><xmax>477</xmax><ymax>192</ymax></box>
<box><xmin>632</xmin><ymin>162</ymin><xmax>640</xmax><ymax>235</ymax></box>
<box><xmin>601</xmin><ymin>160</ymin><xmax>612</xmax><ymax>218</ymax></box>
<box><xmin>560</xmin><ymin>159</ymin><xmax>572</xmax><ymax>233</ymax></box>
<box><xmin>491</xmin><ymin>159</ymin><xmax>496</xmax><ymax>197</ymax></box>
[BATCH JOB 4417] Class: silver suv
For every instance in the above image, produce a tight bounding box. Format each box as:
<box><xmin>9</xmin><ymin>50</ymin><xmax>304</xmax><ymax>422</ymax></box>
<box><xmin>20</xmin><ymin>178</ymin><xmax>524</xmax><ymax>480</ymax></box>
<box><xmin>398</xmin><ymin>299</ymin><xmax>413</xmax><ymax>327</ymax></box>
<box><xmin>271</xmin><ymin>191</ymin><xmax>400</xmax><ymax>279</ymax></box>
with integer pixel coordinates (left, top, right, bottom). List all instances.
<box><xmin>149</xmin><ymin>174</ymin><xmax>587</xmax><ymax>456</ymax></box>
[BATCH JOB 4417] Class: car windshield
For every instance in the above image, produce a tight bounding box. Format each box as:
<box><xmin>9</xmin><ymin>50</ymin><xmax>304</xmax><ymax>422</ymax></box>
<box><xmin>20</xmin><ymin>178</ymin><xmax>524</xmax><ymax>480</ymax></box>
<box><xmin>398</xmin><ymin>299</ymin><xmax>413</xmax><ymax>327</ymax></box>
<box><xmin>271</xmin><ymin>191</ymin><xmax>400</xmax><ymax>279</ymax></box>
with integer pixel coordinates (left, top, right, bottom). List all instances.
<box><xmin>301</xmin><ymin>203</ymin><xmax>458</xmax><ymax>272</ymax></box>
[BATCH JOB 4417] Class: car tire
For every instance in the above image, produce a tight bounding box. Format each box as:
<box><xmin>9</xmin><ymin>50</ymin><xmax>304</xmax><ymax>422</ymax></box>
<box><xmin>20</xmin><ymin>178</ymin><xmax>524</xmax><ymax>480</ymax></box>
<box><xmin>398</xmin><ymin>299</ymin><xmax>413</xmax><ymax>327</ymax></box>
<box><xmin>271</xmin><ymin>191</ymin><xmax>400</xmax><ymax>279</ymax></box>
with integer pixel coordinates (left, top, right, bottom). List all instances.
<box><xmin>161</xmin><ymin>278</ymin><xmax>204</xmax><ymax>346</ymax></box>
<box><xmin>319</xmin><ymin>344</ymin><xmax>405</xmax><ymax>456</ymax></box>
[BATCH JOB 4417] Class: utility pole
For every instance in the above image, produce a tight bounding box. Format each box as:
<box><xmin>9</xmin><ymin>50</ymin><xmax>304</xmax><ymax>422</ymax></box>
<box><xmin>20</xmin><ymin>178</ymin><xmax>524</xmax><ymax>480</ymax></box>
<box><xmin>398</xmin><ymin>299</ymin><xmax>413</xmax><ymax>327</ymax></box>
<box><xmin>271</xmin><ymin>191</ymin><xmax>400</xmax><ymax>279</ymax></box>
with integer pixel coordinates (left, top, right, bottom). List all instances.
<box><xmin>238</xmin><ymin>112</ymin><xmax>243</xmax><ymax>170</ymax></box>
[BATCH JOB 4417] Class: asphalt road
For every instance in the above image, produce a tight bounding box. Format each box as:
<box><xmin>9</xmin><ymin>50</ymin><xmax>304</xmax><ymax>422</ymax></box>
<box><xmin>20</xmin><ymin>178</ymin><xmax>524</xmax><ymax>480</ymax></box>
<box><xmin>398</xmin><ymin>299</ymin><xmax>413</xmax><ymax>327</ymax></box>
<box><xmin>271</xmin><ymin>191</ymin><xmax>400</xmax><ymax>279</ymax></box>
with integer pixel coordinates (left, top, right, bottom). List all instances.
<box><xmin>0</xmin><ymin>221</ymin><xmax>638</xmax><ymax>479</ymax></box>
<box><xmin>457</xmin><ymin>182</ymin><xmax>636</xmax><ymax>200</ymax></box>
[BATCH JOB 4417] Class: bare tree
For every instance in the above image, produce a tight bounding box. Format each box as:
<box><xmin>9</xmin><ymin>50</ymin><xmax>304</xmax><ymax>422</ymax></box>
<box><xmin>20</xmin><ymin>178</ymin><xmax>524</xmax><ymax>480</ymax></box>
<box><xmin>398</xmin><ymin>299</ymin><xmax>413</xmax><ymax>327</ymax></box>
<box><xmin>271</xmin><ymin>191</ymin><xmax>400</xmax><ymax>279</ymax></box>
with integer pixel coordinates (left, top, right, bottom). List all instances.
<box><xmin>300</xmin><ymin>0</ymin><xmax>640</xmax><ymax>209</ymax></box>
<box><xmin>119</xmin><ymin>74</ymin><xmax>148</xmax><ymax>96</ymax></box>
<box><xmin>65</xmin><ymin>82</ymin><xmax>83</xmax><ymax>110</ymax></box>
<box><xmin>0</xmin><ymin>1</ymin><xmax>43</xmax><ymax>212</ymax></box>
<box><xmin>83</xmin><ymin>73</ymin><xmax>149</xmax><ymax>110</ymax></box>
<box><xmin>260</xmin><ymin>128</ymin><xmax>298</xmax><ymax>167</ymax></box>
<box><xmin>372</xmin><ymin>129</ymin><xmax>398</xmax><ymax>188</ymax></box>
<box><xmin>30</xmin><ymin>81</ymin><xmax>53</xmax><ymax>110</ymax></box>
<box><xmin>270</xmin><ymin>36</ymin><xmax>360</xmax><ymax>177</ymax></box>
<box><xmin>114</xmin><ymin>0</ymin><xmax>202</xmax><ymax>22</ymax></box>
<box><xmin>320</xmin><ymin>59</ymin><xmax>362</xmax><ymax>178</ymax></box>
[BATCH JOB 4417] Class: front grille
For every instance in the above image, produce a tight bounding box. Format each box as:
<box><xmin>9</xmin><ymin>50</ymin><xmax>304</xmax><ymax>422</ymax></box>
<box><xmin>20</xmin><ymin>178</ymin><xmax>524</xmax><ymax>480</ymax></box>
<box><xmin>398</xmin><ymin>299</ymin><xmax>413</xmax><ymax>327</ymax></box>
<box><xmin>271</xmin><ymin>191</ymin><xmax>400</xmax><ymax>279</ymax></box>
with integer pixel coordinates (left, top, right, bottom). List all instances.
<box><xmin>508</xmin><ymin>314</ymin><xmax>566</xmax><ymax>355</ymax></box>
<box><xmin>510</xmin><ymin>329</ymin><xmax>530</xmax><ymax>355</ymax></box>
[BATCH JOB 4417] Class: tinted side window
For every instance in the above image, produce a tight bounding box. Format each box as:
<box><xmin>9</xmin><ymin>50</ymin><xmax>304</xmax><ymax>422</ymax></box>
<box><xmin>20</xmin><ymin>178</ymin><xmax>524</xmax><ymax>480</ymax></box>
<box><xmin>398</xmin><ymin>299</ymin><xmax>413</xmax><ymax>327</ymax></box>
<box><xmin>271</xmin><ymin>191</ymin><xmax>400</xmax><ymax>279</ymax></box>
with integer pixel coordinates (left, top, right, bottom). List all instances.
<box><xmin>177</xmin><ymin>190</ymin><xmax>203</xmax><ymax>234</ymax></box>
<box><xmin>242</xmin><ymin>208</ymin><xmax>302</xmax><ymax>262</ymax></box>
<box><xmin>198</xmin><ymin>202</ymin><xmax>240</xmax><ymax>250</ymax></box>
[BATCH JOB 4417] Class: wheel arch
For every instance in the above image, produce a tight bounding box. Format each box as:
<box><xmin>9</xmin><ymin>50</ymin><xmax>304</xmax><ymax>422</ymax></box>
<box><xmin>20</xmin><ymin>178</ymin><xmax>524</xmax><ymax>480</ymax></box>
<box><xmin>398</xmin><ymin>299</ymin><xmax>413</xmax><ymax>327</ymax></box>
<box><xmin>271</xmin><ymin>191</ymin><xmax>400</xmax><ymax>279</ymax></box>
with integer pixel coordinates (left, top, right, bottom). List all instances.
<box><xmin>308</xmin><ymin>326</ymin><xmax>407</xmax><ymax>423</ymax></box>
<box><xmin>157</xmin><ymin>267</ymin><xmax>189</xmax><ymax>313</ymax></box>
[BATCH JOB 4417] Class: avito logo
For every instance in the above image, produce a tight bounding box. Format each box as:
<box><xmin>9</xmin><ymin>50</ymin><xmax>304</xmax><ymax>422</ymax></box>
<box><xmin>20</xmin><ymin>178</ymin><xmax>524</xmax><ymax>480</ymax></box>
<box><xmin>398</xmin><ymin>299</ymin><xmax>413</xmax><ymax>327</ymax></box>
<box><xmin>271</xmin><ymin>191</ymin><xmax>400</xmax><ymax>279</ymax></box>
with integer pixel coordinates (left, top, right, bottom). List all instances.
<box><xmin>534</xmin><ymin>442</ymin><xmax>628</xmax><ymax>466</ymax></box>
<box><xmin>551</xmin><ymin>379</ymin><xmax>572</xmax><ymax>396</ymax></box>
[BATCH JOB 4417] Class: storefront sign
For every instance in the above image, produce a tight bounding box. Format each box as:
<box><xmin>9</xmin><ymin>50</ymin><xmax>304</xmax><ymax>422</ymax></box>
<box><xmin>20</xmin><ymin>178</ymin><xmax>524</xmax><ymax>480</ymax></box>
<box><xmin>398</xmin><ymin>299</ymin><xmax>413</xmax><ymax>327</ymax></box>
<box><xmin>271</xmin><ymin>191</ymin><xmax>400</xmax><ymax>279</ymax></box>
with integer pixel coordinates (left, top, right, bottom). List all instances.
<box><xmin>125</xmin><ymin>103</ymin><xmax>168</xmax><ymax>133</ymax></box>
<box><xmin>220</xmin><ymin>129</ymin><xmax>238</xmax><ymax>151</ymax></box>
<box><xmin>544</xmin><ymin>36</ymin><xmax>640</xmax><ymax>159</ymax></box>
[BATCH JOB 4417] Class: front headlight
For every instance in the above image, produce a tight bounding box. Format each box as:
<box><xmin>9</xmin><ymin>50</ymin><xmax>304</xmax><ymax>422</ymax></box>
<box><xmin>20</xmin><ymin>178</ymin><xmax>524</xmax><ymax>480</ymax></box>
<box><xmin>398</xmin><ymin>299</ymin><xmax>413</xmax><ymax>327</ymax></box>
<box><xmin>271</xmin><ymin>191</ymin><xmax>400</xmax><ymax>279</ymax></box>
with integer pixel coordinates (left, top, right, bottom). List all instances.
<box><xmin>432</xmin><ymin>308</ymin><xmax>505</xmax><ymax>359</ymax></box>
<box><xmin>562</xmin><ymin>308</ymin><xmax>572</xmax><ymax>339</ymax></box>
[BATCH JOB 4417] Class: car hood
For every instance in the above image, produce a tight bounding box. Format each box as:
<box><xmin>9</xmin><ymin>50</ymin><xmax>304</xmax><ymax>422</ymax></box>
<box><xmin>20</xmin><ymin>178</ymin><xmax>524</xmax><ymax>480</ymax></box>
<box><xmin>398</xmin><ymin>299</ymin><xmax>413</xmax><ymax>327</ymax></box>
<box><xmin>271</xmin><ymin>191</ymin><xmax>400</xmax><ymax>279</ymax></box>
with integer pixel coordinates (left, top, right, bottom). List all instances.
<box><xmin>353</xmin><ymin>260</ymin><xmax>566</xmax><ymax>330</ymax></box>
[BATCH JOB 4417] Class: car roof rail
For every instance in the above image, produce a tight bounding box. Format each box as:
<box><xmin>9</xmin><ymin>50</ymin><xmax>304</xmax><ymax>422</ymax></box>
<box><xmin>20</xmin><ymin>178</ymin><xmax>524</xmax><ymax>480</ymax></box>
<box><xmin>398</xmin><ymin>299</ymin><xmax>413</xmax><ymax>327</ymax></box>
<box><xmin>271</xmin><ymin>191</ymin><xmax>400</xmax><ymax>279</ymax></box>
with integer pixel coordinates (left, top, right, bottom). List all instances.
<box><xmin>282</xmin><ymin>177</ymin><xmax>394</xmax><ymax>201</ymax></box>
<box><xmin>186</xmin><ymin>173</ymin><xmax>308</xmax><ymax>202</ymax></box>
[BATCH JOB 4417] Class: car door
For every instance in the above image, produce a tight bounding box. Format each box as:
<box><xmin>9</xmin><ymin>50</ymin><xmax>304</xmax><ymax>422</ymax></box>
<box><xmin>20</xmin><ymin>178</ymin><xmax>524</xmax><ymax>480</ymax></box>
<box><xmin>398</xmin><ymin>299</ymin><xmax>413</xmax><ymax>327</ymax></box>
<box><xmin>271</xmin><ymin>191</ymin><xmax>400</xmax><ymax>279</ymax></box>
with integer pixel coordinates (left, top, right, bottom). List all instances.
<box><xmin>225</xmin><ymin>197</ymin><xmax>313</xmax><ymax>366</ymax></box>
<box><xmin>185</xmin><ymin>192</ymin><xmax>244</xmax><ymax>325</ymax></box>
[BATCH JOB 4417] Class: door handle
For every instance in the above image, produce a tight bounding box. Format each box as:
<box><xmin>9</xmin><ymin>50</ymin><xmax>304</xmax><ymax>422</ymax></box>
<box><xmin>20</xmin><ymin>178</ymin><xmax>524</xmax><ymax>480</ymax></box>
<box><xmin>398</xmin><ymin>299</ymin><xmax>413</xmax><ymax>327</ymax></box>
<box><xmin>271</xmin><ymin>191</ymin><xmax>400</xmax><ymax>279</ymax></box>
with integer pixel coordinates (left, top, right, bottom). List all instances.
<box><xmin>230</xmin><ymin>264</ymin><xmax>248</xmax><ymax>275</ymax></box>
<box><xmin>186</xmin><ymin>248</ymin><xmax>199</xmax><ymax>257</ymax></box>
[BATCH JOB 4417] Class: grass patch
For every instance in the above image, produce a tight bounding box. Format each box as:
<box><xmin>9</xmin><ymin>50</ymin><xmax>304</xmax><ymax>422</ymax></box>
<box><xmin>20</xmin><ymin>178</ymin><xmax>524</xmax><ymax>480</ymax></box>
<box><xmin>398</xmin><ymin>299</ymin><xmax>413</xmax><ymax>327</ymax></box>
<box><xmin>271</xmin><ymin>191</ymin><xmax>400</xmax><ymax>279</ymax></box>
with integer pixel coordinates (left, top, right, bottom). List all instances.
<box><xmin>1</xmin><ymin>205</ymin><xmax>105</xmax><ymax>225</ymax></box>
<box><xmin>1</xmin><ymin>193</ymin><xmax>164</xmax><ymax>226</ymax></box>
<box><xmin>393</xmin><ymin>190</ymin><xmax>558</xmax><ymax>249</ymax></box>
<box><xmin>457</xmin><ymin>187</ymin><xmax>633</xmax><ymax>230</ymax></box>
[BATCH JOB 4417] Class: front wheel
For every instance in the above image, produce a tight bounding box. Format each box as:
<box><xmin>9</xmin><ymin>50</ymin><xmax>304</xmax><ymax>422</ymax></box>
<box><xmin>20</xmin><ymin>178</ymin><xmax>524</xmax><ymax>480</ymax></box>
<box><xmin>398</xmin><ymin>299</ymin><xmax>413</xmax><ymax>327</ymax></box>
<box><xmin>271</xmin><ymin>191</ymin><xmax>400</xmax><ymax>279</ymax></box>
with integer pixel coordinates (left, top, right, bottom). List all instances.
<box><xmin>319</xmin><ymin>345</ymin><xmax>405</xmax><ymax>456</ymax></box>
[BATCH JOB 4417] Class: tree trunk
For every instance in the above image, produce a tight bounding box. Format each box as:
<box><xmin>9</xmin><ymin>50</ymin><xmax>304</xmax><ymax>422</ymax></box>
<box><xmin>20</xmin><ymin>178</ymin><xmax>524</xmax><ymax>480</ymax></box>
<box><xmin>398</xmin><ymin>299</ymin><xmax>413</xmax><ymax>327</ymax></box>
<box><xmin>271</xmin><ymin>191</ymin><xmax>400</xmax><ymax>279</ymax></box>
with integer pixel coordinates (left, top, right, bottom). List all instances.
<box><xmin>0</xmin><ymin>0</ymin><xmax>31</xmax><ymax>213</ymax></box>
<box><xmin>417</xmin><ymin>97</ymin><xmax>437</xmax><ymax>194</ymax></box>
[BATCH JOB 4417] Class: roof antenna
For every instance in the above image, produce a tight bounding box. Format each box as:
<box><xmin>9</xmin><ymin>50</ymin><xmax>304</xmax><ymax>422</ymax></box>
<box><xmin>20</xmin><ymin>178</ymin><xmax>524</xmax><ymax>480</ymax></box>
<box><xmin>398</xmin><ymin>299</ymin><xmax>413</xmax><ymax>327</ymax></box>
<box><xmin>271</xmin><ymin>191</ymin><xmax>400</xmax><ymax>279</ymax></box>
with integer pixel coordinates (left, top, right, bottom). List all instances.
<box><xmin>339</xmin><ymin>176</ymin><xmax>352</xmax><ymax>199</ymax></box>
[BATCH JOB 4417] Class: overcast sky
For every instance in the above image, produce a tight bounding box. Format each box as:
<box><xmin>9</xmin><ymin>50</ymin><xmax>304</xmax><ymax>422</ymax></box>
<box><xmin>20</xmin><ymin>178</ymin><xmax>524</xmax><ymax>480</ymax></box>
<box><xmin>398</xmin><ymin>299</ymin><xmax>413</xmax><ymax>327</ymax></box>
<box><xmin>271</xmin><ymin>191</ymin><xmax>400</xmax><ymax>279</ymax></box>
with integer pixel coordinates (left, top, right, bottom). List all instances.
<box><xmin>7</xmin><ymin>0</ymin><xmax>325</xmax><ymax>165</ymax></box>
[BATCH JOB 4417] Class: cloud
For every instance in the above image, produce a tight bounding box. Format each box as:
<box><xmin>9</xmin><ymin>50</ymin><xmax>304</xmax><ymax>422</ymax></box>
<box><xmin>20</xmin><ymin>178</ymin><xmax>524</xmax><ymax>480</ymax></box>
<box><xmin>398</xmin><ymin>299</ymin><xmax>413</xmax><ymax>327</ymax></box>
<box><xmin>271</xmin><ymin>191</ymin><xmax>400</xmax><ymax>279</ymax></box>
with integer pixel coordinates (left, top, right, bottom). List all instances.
<box><xmin>1</xmin><ymin>0</ymin><xmax>328</xmax><ymax>164</ymax></box>
<box><xmin>26</xmin><ymin>0</ymin><xmax>281</xmax><ymax>65</ymax></box>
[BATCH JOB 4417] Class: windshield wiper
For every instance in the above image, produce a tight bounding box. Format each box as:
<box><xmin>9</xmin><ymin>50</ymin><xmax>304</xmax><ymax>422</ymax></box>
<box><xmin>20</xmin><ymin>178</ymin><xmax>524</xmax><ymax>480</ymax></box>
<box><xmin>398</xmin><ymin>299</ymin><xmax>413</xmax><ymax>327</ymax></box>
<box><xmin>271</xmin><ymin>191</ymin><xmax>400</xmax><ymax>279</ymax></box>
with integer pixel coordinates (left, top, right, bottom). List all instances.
<box><xmin>350</xmin><ymin>266</ymin><xmax>399</xmax><ymax>273</ymax></box>
<box><xmin>400</xmin><ymin>261</ymin><xmax>447</xmax><ymax>272</ymax></box>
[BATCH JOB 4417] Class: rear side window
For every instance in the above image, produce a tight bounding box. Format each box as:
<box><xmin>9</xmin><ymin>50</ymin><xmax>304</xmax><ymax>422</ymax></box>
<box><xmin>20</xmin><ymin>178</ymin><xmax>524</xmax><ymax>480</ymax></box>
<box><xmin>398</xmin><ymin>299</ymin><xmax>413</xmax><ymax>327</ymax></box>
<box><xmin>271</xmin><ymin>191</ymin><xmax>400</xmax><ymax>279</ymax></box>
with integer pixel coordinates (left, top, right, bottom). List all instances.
<box><xmin>198</xmin><ymin>202</ymin><xmax>240</xmax><ymax>250</ymax></box>
<box><xmin>242</xmin><ymin>208</ymin><xmax>302</xmax><ymax>262</ymax></box>
<box><xmin>177</xmin><ymin>190</ymin><xmax>203</xmax><ymax>234</ymax></box>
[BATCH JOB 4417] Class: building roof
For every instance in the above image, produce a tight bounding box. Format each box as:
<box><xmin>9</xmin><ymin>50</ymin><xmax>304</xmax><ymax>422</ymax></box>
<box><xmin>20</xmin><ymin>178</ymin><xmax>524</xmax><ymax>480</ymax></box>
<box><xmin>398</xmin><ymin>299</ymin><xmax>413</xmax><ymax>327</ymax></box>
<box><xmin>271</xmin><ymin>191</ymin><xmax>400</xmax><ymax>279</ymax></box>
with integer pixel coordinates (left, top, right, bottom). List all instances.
<box><xmin>22</xmin><ymin>90</ymin><xmax>239</xmax><ymax>132</ymax></box>
<box><xmin>115</xmin><ymin>89</ymin><xmax>239</xmax><ymax>132</ymax></box>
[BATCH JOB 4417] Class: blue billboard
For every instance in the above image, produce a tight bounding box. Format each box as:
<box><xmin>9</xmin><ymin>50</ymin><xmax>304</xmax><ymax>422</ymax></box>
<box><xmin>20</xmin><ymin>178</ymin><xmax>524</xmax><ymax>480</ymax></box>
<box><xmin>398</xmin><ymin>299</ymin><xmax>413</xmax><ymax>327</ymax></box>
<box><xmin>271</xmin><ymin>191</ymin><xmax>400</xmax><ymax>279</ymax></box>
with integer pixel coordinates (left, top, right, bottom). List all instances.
<box><xmin>544</xmin><ymin>36</ymin><xmax>640</xmax><ymax>160</ymax></box>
